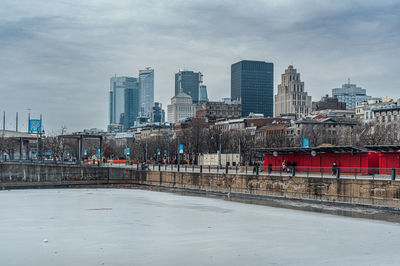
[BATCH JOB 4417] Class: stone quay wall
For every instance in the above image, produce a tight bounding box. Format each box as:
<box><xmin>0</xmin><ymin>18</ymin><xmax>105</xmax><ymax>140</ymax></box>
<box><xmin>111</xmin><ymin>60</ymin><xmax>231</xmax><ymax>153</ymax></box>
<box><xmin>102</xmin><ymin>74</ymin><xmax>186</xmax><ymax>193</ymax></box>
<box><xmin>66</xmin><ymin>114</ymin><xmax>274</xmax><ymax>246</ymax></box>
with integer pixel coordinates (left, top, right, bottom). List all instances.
<box><xmin>1</xmin><ymin>162</ymin><xmax>400</xmax><ymax>209</ymax></box>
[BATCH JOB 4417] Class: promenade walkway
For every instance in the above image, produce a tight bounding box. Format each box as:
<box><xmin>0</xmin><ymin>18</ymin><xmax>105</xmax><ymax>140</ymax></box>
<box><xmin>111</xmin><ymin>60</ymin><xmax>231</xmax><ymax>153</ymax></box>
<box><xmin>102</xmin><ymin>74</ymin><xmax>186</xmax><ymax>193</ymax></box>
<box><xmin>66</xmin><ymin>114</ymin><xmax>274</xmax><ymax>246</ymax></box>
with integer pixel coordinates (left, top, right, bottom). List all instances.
<box><xmin>101</xmin><ymin>163</ymin><xmax>398</xmax><ymax>181</ymax></box>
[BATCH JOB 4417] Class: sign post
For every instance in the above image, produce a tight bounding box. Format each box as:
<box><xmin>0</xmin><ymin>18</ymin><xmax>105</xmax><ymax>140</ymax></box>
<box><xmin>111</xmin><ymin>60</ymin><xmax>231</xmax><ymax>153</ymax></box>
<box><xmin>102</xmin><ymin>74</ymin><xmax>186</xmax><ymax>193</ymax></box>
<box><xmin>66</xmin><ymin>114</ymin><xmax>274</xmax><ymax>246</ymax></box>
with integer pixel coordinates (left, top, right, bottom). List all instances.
<box><xmin>29</xmin><ymin>119</ymin><xmax>42</xmax><ymax>161</ymax></box>
<box><xmin>303</xmin><ymin>138</ymin><xmax>309</xmax><ymax>148</ymax></box>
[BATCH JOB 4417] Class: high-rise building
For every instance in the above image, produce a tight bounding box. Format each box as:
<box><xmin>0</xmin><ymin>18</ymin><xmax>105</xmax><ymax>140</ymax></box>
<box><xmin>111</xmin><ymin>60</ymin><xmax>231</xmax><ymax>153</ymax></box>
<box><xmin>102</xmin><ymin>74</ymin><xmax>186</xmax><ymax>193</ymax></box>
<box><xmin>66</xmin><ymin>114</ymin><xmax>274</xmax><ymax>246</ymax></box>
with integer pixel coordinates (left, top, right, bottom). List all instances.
<box><xmin>199</xmin><ymin>85</ymin><xmax>209</xmax><ymax>102</ymax></box>
<box><xmin>231</xmin><ymin>60</ymin><xmax>274</xmax><ymax>117</ymax></box>
<box><xmin>151</xmin><ymin>102</ymin><xmax>164</xmax><ymax>123</ymax></box>
<box><xmin>175</xmin><ymin>70</ymin><xmax>203</xmax><ymax>104</ymax></box>
<box><xmin>274</xmin><ymin>65</ymin><xmax>311</xmax><ymax>117</ymax></box>
<box><xmin>109</xmin><ymin>76</ymin><xmax>139</xmax><ymax>131</ymax></box>
<box><xmin>139</xmin><ymin>67</ymin><xmax>154</xmax><ymax>117</ymax></box>
<box><xmin>332</xmin><ymin>80</ymin><xmax>370</xmax><ymax>110</ymax></box>
<box><xmin>167</xmin><ymin>92</ymin><xmax>196</xmax><ymax>123</ymax></box>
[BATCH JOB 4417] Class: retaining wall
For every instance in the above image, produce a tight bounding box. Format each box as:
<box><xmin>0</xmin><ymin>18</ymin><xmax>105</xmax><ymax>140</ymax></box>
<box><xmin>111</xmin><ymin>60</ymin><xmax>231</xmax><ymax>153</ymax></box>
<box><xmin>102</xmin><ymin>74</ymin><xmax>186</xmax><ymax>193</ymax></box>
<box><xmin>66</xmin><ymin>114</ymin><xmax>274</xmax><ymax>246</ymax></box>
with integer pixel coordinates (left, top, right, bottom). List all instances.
<box><xmin>1</xmin><ymin>162</ymin><xmax>400</xmax><ymax>209</ymax></box>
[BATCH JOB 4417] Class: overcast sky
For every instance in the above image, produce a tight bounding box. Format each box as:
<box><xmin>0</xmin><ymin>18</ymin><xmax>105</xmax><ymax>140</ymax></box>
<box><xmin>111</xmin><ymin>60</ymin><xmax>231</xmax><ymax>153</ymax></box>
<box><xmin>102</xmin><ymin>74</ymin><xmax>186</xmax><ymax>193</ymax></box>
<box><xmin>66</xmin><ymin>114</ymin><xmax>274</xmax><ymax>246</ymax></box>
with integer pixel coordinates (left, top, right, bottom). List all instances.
<box><xmin>1</xmin><ymin>0</ymin><xmax>399</xmax><ymax>133</ymax></box>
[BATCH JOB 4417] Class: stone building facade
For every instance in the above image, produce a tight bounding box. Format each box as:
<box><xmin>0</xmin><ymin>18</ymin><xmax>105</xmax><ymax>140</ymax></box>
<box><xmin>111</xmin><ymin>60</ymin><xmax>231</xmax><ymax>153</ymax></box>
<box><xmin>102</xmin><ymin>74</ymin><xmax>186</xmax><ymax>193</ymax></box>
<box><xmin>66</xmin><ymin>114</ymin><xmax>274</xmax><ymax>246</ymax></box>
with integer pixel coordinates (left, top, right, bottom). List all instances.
<box><xmin>196</xmin><ymin>101</ymin><xmax>241</xmax><ymax>121</ymax></box>
<box><xmin>167</xmin><ymin>92</ymin><xmax>196</xmax><ymax>123</ymax></box>
<box><xmin>372</xmin><ymin>99</ymin><xmax>400</xmax><ymax>141</ymax></box>
<box><xmin>274</xmin><ymin>65</ymin><xmax>311</xmax><ymax>118</ymax></box>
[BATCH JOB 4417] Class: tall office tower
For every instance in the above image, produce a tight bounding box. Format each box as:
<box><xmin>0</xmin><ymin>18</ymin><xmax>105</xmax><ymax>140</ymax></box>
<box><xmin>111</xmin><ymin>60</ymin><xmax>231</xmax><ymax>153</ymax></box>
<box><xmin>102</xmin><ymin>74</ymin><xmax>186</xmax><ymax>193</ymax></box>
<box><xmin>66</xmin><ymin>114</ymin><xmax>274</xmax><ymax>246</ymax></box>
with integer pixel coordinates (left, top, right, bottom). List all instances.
<box><xmin>274</xmin><ymin>65</ymin><xmax>311</xmax><ymax>117</ymax></box>
<box><xmin>332</xmin><ymin>80</ymin><xmax>370</xmax><ymax>110</ymax></box>
<box><xmin>109</xmin><ymin>76</ymin><xmax>139</xmax><ymax>131</ymax></box>
<box><xmin>151</xmin><ymin>102</ymin><xmax>163</xmax><ymax>123</ymax></box>
<box><xmin>231</xmin><ymin>60</ymin><xmax>274</xmax><ymax>117</ymax></box>
<box><xmin>175</xmin><ymin>70</ymin><xmax>203</xmax><ymax>104</ymax></box>
<box><xmin>139</xmin><ymin>67</ymin><xmax>154</xmax><ymax>117</ymax></box>
<box><xmin>199</xmin><ymin>85</ymin><xmax>209</xmax><ymax>102</ymax></box>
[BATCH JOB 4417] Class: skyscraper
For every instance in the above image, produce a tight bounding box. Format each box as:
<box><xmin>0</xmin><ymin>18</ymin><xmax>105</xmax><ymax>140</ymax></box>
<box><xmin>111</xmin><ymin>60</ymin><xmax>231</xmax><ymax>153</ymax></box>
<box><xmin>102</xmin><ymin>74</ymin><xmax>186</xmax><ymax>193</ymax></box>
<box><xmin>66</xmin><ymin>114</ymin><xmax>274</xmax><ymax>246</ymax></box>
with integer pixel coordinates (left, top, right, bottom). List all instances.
<box><xmin>199</xmin><ymin>85</ymin><xmax>209</xmax><ymax>102</ymax></box>
<box><xmin>274</xmin><ymin>65</ymin><xmax>311</xmax><ymax>117</ymax></box>
<box><xmin>175</xmin><ymin>70</ymin><xmax>203</xmax><ymax>104</ymax></box>
<box><xmin>139</xmin><ymin>67</ymin><xmax>154</xmax><ymax>117</ymax></box>
<box><xmin>231</xmin><ymin>60</ymin><xmax>274</xmax><ymax>117</ymax></box>
<box><xmin>109</xmin><ymin>76</ymin><xmax>139</xmax><ymax>130</ymax></box>
<box><xmin>332</xmin><ymin>80</ymin><xmax>370</xmax><ymax>110</ymax></box>
<box><xmin>151</xmin><ymin>102</ymin><xmax>163</xmax><ymax>123</ymax></box>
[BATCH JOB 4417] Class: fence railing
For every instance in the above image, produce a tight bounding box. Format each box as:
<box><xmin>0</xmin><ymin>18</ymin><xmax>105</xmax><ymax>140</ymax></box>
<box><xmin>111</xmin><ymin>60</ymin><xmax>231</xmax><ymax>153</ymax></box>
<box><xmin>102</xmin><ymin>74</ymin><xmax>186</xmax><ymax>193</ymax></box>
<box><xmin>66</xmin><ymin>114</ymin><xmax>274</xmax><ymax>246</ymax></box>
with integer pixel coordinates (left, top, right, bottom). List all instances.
<box><xmin>101</xmin><ymin>162</ymin><xmax>400</xmax><ymax>181</ymax></box>
<box><xmin>2</xmin><ymin>160</ymin><xmax>400</xmax><ymax>180</ymax></box>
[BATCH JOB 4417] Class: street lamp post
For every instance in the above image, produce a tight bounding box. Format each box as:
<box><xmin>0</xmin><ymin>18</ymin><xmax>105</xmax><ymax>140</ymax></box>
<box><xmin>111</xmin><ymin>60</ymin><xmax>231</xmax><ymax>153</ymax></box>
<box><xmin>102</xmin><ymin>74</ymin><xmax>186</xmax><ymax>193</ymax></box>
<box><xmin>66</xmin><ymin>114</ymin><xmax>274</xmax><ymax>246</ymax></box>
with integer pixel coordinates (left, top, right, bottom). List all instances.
<box><xmin>145</xmin><ymin>142</ymin><xmax>148</xmax><ymax>163</ymax></box>
<box><xmin>218</xmin><ymin>133</ymin><xmax>222</xmax><ymax>169</ymax></box>
<box><xmin>177</xmin><ymin>136</ymin><xmax>180</xmax><ymax>172</ymax></box>
<box><xmin>36</xmin><ymin>132</ymin><xmax>39</xmax><ymax>161</ymax></box>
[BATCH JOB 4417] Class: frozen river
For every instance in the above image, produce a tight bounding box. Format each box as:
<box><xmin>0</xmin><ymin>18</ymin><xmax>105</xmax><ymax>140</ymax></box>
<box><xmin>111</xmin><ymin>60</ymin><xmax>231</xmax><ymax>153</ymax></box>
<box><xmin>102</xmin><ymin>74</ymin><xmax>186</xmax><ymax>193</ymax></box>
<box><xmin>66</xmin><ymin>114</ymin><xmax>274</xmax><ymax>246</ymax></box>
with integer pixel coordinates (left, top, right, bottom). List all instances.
<box><xmin>0</xmin><ymin>189</ymin><xmax>400</xmax><ymax>266</ymax></box>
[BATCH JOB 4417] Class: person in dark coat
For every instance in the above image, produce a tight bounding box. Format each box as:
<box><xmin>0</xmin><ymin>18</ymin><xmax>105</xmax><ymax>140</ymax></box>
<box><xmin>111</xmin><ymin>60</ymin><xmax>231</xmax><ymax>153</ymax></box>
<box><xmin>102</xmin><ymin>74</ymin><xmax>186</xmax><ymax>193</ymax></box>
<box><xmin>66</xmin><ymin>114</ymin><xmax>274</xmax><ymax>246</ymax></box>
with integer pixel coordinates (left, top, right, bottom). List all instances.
<box><xmin>332</xmin><ymin>162</ymin><xmax>337</xmax><ymax>176</ymax></box>
<box><xmin>291</xmin><ymin>161</ymin><xmax>296</xmax><ymax>173</ymax></box>
<box><xmin>286</xmin><ymin>161</ymin><xmax>291</xmax><ymax>173</ymax></box>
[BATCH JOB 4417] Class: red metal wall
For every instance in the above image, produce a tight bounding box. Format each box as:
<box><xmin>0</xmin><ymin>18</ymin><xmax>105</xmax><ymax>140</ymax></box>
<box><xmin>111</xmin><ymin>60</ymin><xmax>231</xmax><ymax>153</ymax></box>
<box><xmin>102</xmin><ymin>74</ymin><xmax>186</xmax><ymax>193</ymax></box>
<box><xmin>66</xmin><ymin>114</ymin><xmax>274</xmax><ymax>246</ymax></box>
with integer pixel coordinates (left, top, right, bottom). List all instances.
<box><xmin>378</xmin><ymin>153</ymin><xmax>400</xmax><ymax>174</ymax></box>
<box><xmin>264</xmin><ymin>152</ymin><xmax>379</xmax><ymax>174</ymax></box>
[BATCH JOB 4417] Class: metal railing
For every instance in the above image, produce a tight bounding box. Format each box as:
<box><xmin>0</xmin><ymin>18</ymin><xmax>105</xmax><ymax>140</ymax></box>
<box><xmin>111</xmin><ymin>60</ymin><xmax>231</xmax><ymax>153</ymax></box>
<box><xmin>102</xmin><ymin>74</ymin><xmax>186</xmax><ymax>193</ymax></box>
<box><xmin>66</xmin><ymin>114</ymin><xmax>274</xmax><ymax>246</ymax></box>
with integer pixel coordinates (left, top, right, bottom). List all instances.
<box><xmin>2</xmin><ymin>160</ymin><xmax>400</xmax><ymax>181</ymax></box>
<box><xmin>101</xmin><ymin>162</ymin><xmax>400</xmax><ymax>181</ymax></box>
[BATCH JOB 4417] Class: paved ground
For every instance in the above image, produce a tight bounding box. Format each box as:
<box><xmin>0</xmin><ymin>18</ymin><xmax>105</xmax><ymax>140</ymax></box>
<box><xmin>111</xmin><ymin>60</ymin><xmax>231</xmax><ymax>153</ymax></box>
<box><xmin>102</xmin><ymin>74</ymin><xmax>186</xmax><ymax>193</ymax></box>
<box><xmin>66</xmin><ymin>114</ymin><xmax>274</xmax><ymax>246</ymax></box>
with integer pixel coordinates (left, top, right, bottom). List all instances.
<box><xmin>101</xmin><ymin>163</ymin><xmax>396</xmax><ymax>181</ymax></box>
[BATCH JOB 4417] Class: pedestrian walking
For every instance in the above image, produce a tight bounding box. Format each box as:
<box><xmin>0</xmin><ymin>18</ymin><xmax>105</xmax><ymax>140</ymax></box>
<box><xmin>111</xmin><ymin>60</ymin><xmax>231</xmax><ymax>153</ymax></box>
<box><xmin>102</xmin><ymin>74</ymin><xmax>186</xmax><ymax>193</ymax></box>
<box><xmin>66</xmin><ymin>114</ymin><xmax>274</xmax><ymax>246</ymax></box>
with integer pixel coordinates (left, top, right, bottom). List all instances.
<box><xmin>291</xmin><ymin>161</ymin><xmax>296</xmax><ymax>174</ymax></box>
<box><xmin>332</xmin><ymin>162</ymin><xmax>337</xmax><ymax>176</ymax></box>
<box><xmin>268</xmin><ymin>163</ymin><xmax>272</xmax><ymax>174</ymax></box>
<box><xmin>286</xmin><ymin>161</ymin><xmax>291</xmax><ymax>173</ymax></box>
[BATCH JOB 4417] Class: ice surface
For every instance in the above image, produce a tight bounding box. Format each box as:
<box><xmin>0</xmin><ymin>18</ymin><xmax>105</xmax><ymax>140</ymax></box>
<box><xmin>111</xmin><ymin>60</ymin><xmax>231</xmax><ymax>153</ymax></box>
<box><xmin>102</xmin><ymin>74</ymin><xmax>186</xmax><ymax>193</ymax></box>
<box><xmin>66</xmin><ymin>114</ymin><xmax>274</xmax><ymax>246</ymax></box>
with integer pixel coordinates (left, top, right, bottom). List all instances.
<box><xmin>0</xmin><ymin>188</ymin><xmax>399</xmax><ymax>266</ymax></box>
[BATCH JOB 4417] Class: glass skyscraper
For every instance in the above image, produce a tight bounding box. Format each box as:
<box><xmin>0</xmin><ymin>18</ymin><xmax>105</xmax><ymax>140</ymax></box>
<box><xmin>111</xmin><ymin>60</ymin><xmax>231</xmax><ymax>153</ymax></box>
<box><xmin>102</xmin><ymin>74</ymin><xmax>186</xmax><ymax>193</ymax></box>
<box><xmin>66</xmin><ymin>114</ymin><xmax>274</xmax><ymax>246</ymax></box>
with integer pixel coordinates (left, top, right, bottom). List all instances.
<box><xmin>139</xmin><ymin>68</ymin><xmax>154</xmax><ymax>117</ymax></box>
<box><xmin>231</xmin><ymin>60</ymin><xmax>274</xmax><ymax>117</ymax></box>
<box><xmin>109</xmin><ymin>76</ymin><xmax>139</xmax><ymax>130</ymax></box>
<box><xmin>175</xmin><ymin>70</ymin><xmax>203</xmax><ymax>104</ymax></box>
<box><xmin>332</xmin><ymin>81</ymin><xmax>370</xmax><ymax>110</ymax></box>
<box><xmin>199</xmin><ymin>85</ymin><xmax>209</xmax><ymax>102</ymax></box>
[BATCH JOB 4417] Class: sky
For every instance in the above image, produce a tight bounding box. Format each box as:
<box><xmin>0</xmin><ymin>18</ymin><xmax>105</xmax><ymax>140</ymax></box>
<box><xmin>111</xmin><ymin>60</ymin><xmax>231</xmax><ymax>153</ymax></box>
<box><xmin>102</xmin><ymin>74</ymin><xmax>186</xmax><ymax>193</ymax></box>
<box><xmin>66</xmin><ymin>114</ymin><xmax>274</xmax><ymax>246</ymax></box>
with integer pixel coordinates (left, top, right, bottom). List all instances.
<box><xmin>1</xmin><ymin>0</ymin><xmax>399</xmax><ymax>133</ymax></box>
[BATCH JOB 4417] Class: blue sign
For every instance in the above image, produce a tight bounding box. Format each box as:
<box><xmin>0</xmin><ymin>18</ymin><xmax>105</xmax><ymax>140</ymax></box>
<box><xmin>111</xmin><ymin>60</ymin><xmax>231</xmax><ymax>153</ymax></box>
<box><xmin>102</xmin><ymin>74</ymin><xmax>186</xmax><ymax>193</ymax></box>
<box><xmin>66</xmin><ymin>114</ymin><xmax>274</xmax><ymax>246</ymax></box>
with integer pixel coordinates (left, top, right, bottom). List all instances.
<box><xmin>83</xmin><ymin>149</ymin><xmax>87</xmax><ymax>155</ymax></box>
<box><xmin>66</xmin><ymin>150</ymin><xmax>70</xmax><ymax>156</ymax></box>
<box><xmin>178</xmin><ymin>144</ymin><xmax>183</xmax><ymax>154</ymax></box>
<box><xmin>124</xmin><ymin>148</ymin><xmax>130</xmax><ymax>155</ymax></box>
<box><xmin>303</xmin><ymin>138</ymin><xmax>309</xmax><ymax>148</ymax></box>
<box><xmin>97</xmin><ymin>149</ymin><xmax>101</xmax><ymax>155</ymax></box>
<box><xmin>157</xmin><ymin>148</ymin><xmax>161</xmax><ymax>155</ymax></box>
<box><xmin>29</xmin><ymin>119</ymin><xmax>41</xmax><ymax>133</ymax></box>
<box><xmin>164</xmin><ymin>149</ymin><xmax>167</xmax><ymax>155</ymax></box>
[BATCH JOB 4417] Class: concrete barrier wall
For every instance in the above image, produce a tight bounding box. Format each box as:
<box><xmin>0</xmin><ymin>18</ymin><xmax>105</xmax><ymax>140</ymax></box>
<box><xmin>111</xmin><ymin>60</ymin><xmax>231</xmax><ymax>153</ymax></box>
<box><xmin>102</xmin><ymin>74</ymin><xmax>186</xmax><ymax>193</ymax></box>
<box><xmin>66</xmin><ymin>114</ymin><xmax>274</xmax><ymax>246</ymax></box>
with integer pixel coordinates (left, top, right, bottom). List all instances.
<box><xmin>1</xmin><ymin>162</ymin><xmax>400</xmax><ymax>209</ymax></box>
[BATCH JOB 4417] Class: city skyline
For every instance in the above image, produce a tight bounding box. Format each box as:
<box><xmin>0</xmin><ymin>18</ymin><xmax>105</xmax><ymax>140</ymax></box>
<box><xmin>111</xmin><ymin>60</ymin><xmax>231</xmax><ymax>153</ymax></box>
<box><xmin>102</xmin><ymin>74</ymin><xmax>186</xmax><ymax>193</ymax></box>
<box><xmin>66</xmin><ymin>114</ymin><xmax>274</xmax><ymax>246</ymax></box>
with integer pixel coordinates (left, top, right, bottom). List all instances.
<box><xmin>1</xmin><ymin>0</ymin><xmax>400</xmax><ymax>131</ymax></box>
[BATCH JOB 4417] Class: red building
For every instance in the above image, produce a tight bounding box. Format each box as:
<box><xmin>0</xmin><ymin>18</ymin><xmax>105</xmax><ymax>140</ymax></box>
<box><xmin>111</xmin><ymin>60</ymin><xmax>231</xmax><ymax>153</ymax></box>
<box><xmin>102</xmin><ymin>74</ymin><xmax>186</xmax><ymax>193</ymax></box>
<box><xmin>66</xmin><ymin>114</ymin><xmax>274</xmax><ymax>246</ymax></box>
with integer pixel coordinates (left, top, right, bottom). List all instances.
<box><xmin>366</xmin><ymin>145</ymin><xmax>400</xmax><ymax>174</ymax></box>
<box><xmin>260</xmin><ymin>146</ymin><xmax>379</xmax><ymax>174</ymax></box>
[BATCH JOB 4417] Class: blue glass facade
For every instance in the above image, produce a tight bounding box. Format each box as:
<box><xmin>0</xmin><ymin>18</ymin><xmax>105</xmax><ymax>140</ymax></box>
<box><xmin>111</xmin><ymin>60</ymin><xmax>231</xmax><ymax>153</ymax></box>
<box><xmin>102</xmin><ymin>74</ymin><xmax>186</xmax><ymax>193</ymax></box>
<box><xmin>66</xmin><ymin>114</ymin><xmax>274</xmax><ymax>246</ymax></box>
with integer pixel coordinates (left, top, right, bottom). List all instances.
<box><xmin>109</xmin><ymin>76</ymin><xmax>139</xmax><ymax>130</ymax></box>
<box><xmin>175</xmin><ymin>71</ymin><xmax>202</xmax><ymax>104</ymax></box>
<box><xmin>231</xmin><ymin>60</ymin><xmax>274</xmax><ymax>117</ymax></box>
<box><xmin>332</xmin><ymin>83</ymin><xmax>370</xmax><ymax>110</ymax></box>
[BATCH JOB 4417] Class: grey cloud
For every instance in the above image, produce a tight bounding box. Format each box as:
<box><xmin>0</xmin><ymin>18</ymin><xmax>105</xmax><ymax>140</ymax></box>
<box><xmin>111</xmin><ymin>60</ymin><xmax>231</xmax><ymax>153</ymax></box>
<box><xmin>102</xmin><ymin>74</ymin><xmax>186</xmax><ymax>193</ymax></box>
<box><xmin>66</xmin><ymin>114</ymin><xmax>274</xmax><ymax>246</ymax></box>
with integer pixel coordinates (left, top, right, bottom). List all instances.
<box><xmin>0</xmin><ymin>0</ymin><xmax>399</xmax><ymax>132</ymax></box>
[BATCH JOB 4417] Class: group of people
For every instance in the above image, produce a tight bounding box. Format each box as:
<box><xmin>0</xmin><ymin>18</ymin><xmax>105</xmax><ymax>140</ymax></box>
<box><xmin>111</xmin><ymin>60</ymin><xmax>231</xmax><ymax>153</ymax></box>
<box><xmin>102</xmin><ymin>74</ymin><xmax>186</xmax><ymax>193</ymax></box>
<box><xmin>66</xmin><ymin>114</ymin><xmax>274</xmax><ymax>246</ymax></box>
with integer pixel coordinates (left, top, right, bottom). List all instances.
<box><xmin>282</xmin><ymin>160</ymin><xmax>297</xmax><ymax>173</ymax></box>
